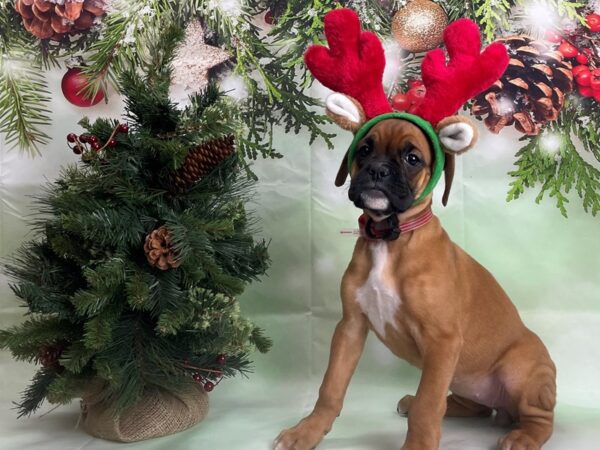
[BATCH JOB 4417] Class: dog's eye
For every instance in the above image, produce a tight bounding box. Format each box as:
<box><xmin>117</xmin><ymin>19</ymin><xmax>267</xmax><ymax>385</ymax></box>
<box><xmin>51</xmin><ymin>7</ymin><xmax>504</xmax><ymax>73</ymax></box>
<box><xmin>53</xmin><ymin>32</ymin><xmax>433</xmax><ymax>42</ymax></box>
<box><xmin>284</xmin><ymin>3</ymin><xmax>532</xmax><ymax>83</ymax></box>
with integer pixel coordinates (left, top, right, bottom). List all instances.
<box><xmin>405</xmin><ymin>153</ymin><xmax>421</xmax><ymax>166</ymax></box>
<box><xmin>359</xmin><ymin>144</ymin><xmax>372</xmax><ymax>157</ymax></box>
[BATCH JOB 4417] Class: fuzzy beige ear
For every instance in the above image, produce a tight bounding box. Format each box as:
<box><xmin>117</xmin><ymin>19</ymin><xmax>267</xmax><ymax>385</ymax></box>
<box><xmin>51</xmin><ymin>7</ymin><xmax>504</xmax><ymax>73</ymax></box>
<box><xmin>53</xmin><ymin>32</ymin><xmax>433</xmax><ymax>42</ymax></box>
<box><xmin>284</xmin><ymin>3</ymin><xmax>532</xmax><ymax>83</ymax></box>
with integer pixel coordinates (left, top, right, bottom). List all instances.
<box><xmin>436</xmin><ymin>116</ymin><xmax>479</xmax><ymax>155</ymax></box>
<box><xmin>325</xmin><ymin>93</ymin><xmax>367</xmax><ymax>133</ymax></box>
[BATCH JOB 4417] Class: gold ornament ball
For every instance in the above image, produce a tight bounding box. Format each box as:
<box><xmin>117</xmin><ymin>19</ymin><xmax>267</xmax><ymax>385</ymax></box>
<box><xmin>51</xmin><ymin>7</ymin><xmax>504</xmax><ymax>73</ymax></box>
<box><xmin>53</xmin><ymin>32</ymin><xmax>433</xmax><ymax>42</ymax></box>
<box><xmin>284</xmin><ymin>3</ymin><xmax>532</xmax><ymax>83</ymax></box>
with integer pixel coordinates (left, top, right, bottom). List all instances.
<box><xmin>392</xmin><ymin>0</ymin><xmax>448</xmax><ymax>53</ymax></box>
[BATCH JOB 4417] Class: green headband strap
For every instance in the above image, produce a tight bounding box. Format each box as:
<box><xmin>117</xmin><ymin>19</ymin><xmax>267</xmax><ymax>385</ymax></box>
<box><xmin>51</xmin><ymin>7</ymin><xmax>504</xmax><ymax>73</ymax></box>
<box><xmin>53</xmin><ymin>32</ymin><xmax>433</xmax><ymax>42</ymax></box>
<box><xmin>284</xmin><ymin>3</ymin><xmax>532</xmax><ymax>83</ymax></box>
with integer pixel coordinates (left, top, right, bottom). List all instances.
<box><xmin>347</xmin><ymin>112</ymin><xmax>445</xmax><ymax>205</ymax></box>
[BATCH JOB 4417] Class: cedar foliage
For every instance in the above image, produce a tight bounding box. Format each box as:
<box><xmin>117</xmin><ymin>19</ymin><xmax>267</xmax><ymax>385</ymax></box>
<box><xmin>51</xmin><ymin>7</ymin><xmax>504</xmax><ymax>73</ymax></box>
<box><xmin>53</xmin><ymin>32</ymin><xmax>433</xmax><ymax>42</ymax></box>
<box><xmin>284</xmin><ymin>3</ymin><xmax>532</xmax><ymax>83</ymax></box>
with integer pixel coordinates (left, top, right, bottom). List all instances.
<box><xmin>0</xmin><ymin>30</ymin><xmax>271</xmax><ymax>416</ymax></box>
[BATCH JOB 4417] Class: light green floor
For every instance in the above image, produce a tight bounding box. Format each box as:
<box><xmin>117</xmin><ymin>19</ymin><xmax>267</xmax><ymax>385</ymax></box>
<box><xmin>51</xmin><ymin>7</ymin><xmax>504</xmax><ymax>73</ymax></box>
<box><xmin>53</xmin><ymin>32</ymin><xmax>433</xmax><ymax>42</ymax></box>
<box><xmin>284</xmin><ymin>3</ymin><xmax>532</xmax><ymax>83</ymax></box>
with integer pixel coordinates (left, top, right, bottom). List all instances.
<box><xmin>2</xmin><ymin>311</ymin><xmax>600</xmax><ymax>450</ymax></box>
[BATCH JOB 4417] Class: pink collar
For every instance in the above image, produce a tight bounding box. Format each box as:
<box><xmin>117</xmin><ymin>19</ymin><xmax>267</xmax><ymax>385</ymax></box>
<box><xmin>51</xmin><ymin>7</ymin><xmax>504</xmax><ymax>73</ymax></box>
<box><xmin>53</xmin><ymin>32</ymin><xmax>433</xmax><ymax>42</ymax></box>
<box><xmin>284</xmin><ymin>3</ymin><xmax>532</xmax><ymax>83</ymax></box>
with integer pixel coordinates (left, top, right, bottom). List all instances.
<box><xmin>358</xmin><ymin>209</ymin><xmax>434</xmax><ymax>241</ymax></box>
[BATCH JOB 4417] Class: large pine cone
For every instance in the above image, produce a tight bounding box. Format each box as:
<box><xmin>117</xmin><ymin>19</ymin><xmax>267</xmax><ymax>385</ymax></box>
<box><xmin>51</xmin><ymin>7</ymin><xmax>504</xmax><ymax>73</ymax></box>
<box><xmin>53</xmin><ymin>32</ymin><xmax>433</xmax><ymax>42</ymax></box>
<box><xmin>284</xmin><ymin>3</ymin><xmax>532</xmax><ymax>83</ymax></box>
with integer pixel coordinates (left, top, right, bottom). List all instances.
<box><xmin>169</xmin><ymin>136</ymin><xmax>235</xmax><ymax>193</ymax></box>
<box><xmin>472</xmin><ymin>35</ymin><xmax>573</xmax><ymax>135</ymax></box>
<box><xmin>15</xmin><ymin>0</ymin><xmax>105</xmax><ymax>40</ymax></box>
<box><xmin>144</xmin><ymin>226</ymin><xmax>182</xmax><ymax>271</ymax></box>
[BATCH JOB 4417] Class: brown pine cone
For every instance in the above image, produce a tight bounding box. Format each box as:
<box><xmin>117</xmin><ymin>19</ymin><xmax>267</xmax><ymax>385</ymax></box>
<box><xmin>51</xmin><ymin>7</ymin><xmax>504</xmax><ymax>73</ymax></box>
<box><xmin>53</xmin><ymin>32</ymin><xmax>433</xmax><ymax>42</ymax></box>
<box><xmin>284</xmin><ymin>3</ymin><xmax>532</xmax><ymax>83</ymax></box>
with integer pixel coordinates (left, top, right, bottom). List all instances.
<box><xmin>169</xmin><ymin>136</ymin><xmax>235</xmax><ymax>193</ymax></box>
<box><xmin>472</xmin><ymin>35</ymin><xmax>573</xmax><ymax>135</ymax></box>
<box><xmin>15</xmin><ymin>0</ymin><xmax>105</xmax><ymax>41</ymax></box>
<box><xmin>144</xmin><ymin>226</ymin><xmax>182</xmax><ymax>271</ymax></box>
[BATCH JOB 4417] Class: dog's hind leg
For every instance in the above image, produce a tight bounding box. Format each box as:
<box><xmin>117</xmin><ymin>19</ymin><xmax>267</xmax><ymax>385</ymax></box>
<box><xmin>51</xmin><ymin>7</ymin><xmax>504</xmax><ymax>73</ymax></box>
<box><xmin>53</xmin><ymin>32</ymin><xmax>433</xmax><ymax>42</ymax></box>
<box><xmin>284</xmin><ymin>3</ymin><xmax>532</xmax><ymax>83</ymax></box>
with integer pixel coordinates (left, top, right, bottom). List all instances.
<box><xmin>398</xmin><ymin>393</ymin><xmax>492</xmax><ymax>418</ymax></box>
<box><xmin>497</xmin><ymin>357</ymin><xmax>556</xmax><ymax>450</ymax></box>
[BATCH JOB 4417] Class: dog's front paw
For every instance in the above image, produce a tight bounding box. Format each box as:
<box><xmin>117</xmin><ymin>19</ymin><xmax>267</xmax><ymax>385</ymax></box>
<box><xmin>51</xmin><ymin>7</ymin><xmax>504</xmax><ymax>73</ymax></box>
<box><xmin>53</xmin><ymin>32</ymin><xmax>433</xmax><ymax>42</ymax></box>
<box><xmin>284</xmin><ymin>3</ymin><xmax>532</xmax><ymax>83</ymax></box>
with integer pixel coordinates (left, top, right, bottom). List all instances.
<box><xmin>498</xmin><ymin>430</ymin><xmax>540</xmax><ymax>450</ymax></box>
<box><xmin>397</xmin><ymin>395</ymin><xmax>415</xmax><ymax>415</ymax></box>
<box><xmin>273</xmin><ymin>417</ymin><xmax>328</xmax><ymax>450</ymax></box>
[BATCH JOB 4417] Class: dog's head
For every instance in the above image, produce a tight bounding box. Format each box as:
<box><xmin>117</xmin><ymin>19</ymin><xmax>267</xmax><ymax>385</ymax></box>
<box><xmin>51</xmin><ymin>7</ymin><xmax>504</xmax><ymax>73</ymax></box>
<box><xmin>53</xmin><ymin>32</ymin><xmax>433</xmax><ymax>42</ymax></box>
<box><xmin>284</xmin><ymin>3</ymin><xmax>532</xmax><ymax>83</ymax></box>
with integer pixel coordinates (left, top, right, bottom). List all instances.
<box><xmin>329</xmin><ymin>99</ymin><xmax>478</xmax><ymax>219</ymax></box>
<box><xmin>304</xmin><ymin>8</ymin><xmax>508</xmax><ymax>220</ymax></box>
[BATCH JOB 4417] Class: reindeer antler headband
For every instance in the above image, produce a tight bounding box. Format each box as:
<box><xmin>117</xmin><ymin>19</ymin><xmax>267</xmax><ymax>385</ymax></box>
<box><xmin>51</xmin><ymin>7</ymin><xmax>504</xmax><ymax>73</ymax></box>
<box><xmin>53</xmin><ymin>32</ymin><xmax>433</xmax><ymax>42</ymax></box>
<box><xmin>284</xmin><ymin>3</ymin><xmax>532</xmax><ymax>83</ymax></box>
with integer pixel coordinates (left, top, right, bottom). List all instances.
<box><xmin>304</xmin><ymin>8</ymin><xmax>509</xmax><ymax>205</ymax></box>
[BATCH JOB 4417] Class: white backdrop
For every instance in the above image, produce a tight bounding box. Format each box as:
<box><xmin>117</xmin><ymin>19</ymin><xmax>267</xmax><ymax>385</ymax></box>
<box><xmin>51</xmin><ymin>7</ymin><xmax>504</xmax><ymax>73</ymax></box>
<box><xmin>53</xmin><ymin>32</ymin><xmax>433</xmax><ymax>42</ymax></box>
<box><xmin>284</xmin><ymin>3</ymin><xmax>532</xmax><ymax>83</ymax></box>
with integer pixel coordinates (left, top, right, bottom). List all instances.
<box><xmin>0</xmin><ymin>67</ymin><xmax>599</xmax><ymax>450</ymax></box>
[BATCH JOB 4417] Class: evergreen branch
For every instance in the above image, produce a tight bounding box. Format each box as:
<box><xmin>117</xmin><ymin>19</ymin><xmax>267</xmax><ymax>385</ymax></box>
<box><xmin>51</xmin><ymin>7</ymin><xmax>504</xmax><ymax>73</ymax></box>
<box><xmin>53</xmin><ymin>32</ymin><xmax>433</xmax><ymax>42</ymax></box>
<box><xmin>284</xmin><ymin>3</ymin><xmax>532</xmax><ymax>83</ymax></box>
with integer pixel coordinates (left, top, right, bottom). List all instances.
<box><xmin>0</xmin><ymin>54</ymin><xmax>51</xmax><ymax>155</ymax></box>
<box><xmin>0</xmin><ymin>317</ymin><xmax>77</xmax><ymax>362</ymax></box>
<box><xmin>507</xmin><ymin>105</ymin><xmax>600</xmax><ymax>217</ymax></box>
<box><xmin>14</xmin><ymin>367</ymin><xmax>58</xmax><ymax>418</ymax></box>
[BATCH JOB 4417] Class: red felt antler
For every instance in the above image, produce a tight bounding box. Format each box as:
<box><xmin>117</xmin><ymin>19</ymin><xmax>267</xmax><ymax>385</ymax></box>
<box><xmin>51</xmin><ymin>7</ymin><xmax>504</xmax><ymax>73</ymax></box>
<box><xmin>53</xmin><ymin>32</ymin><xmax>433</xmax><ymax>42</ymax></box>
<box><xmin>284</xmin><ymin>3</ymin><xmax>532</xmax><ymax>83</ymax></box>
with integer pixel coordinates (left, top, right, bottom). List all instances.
<box><xmin>414</xmin><ymin>19</ymin><xmax>509</xmax><ymax>125</ymax></box>
<box><xmin>304</xmin><ymin>8</ymin><xmax>392</xmax><ymax>120</ymax></box>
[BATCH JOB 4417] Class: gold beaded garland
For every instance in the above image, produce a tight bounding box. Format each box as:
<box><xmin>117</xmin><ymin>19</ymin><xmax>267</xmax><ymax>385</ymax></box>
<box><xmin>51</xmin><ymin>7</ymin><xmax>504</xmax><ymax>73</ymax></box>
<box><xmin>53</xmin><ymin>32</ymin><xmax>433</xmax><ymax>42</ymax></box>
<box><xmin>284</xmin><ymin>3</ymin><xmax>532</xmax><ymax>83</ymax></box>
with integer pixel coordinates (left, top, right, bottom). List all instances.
<box><xmin>392</xmin><ymin>0</ymin><xmax>448</xmax><ymax>53</ymax></box>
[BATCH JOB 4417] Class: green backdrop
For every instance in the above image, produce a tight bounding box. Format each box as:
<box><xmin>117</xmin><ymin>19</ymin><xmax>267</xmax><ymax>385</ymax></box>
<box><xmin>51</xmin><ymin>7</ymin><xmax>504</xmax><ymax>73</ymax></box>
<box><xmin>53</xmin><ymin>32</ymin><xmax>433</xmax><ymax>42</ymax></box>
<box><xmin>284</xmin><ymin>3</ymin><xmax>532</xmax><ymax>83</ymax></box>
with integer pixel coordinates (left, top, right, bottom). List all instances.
<box><xmin>0</xmin><ymin>69</ymin><xmax>599</xmax><ymax>449</ymax></box>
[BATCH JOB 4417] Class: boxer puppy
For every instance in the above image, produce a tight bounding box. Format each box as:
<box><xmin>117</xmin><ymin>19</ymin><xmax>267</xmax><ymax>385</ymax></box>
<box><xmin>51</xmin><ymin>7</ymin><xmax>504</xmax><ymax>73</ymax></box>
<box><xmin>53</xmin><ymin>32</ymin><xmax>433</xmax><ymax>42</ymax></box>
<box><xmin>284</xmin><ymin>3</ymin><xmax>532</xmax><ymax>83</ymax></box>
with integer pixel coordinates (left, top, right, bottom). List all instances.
<box><xmin>274</xmin><ymin>115</ymin><xmax>556</xmax><ymax>450</ymax></box>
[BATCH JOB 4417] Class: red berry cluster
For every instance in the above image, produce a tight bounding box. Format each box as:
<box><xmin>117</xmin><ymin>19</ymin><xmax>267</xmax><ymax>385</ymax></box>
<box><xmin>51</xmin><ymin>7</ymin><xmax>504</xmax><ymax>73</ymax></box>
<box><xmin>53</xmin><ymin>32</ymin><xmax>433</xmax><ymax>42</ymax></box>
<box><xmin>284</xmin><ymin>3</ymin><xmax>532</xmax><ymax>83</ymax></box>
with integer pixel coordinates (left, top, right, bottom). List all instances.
<box><xmin>550</xmin><ymin>13</ymin><xmax>600</xmax><ymax>101</ymax></box>
<box><xmin>186</xmin><ymin>353</ymin><xmax>227</xmax><ymax>393</ymax></box>
<box><xmin>66</xmin><ymin>123</ymin><xmax>128</xmax><ymax>156</ymax></box>
<box><xmin>391</xmin><ymin>79</ymin><xmax>426</xmax><ymax>113</ymax></box>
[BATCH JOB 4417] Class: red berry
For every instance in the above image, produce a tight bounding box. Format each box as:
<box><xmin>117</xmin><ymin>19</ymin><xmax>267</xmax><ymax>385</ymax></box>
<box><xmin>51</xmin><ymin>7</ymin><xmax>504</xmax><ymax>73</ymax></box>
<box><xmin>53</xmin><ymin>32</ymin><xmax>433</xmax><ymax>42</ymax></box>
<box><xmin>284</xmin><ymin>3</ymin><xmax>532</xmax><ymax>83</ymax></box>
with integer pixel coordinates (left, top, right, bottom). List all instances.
<box><xmin>192</xmin><ymin>372</ymin><xmax>202</xmax><ymax>382</ymax></box>
<box><xmin>591</xmin><ymin>70</ymin><xmax>600</xmax><ymax>91</ymax></box>
<box><xmin>67</xmin><ymin>133</ymin><xmax>77</xmax><ymax>143</ymax></box>
<box><xmin>391</xmin><ymin>92</ymin><xmax>410</xmax><ymax>111</ymax></box>
<box><xmin>72</xmin><ymin>145</ymin><xmax>83</xmax><ymax>155</ymax></box>
<box><xmin>264</xmin><ymin>10</ymin><xmax>275</xmax><ymax>25</ymax></box>
<box><xmin>558</xmin><ymin>42</ymin><xmax>578</xmax><ymax>58</ymax></box>
<box><xmin>578</xmin><ymin>86</ymin><xmax>594</xmax><ymax>97</ymax></box>
<box><xmin>117</xmin><ymin>123</ymin><xmax>129</xmax><ymax>133</ymax></box>
<box><xmin>544</xmin><ymin>30</ymin><xmax>562</xmax><ymax>43</ymax></box>
<box><xmin>576</xmin><ymin>54</ymin><xmax>589</xmax><ymax>65</ymax></box>
<box><xmin>216</xmin><ymin>354</ymin><xmax>226</xmax><ymax>365</ymax></box>
<box><xmin>407</xmin><ymin>79</ymin><xmax>423</xmax><ymax>89</ymax></box>
<box><xmin>79</xmin><ymin>134</ymin><xmax>90</xmax><ymax>143</ymax></box>
<box><xmin>108</xmin><ymin>139</ymin><xmax>117</xmax><ymax>148</ymax></box>
<box><xmin>572</xmin><ymin>65</ymin><xmax>590</xmax><ymax>77</ymax></box>
<box><xmin>586</xmin><ymin>13</ymin><xmax>600</xmax><ymax>32</ymax></box>
<box><xmin>407</xmin><ymin>85</ymin><xmax>426</xmax><ymax>101</ymax></box>
<box><xmin>593</xmin><ymin>90</ymin><xmax>600</xmax><ymax>102</ymax></box>
<box><xmin>91</xmin><ymin>142</ymin><xmax>101</xmax><ymax>151</ymax></box>
<box><xmin>89</xmin><ymin>135</ymin><xmax>99</xmax><ymax>144</ymax></box>
<box><xmin>576</xmin><ymin>71</ymin><xmax>592</xmax><ymax>87</ymax></box>
<box><xmin>204</xmin><ymin>381</ymin><xmax>215</xmax><ymax>392</ymax></box>
<box><xmin>213</xmin><ymin>369</ymin><xmax>224</xmax><ymax>378</ymax></box>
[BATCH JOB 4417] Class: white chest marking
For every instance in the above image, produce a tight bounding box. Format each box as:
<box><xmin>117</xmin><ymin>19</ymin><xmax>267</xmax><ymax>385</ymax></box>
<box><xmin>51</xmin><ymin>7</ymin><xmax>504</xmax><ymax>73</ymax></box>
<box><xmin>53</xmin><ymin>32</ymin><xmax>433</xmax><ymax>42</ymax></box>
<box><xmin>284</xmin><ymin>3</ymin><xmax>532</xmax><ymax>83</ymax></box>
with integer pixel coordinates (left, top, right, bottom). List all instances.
<box><xmin>356</xmin><ymin>242</ymin><xmax>402</xmax><ymax>337</ymax></box>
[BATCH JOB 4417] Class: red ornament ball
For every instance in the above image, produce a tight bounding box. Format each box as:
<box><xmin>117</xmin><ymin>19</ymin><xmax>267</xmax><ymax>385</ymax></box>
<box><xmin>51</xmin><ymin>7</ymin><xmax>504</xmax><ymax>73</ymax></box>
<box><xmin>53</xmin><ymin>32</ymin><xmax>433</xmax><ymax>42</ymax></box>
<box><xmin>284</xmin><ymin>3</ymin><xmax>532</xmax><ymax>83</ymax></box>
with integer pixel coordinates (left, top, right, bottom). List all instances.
<box><xmin>216</xmin><ymin>354</ymin><xmax>226</xmax><ymax>365</ymax></box>
<box><xmin>586</xmin><ymin>13</ymin><xmax>600</xmax><ymax>32</ymax></box>
<box><xmin>61</xmin><ymin>68</ymin><xmax>104</xmax><ymax>108</ymax></box>
<box><xmin>392</xmin><ymin>92</ymin><xmax>410</xmax><ymax>111</ymax></box>
<box><xmin>204</xmin><ymin>381</ymin><xmax>215</xmax><ymax>392</ymax></box>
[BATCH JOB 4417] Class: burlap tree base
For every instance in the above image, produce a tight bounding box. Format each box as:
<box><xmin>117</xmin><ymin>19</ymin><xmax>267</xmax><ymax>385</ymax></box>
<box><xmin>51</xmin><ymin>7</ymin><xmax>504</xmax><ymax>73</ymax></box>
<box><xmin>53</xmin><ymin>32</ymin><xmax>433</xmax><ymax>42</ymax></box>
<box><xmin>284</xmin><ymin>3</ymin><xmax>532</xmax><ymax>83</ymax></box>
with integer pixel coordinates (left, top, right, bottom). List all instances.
<box><xmin>80</xmin><ymin>384</ymin><xmax>209</xmax><ymax>442</ymax></box>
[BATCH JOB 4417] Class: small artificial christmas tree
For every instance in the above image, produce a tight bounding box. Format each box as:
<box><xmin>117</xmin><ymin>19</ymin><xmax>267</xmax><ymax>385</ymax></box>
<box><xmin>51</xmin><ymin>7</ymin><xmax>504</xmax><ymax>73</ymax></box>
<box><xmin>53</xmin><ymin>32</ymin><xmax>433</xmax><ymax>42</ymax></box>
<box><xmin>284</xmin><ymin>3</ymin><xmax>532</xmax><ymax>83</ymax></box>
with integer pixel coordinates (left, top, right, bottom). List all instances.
<box><xmin>0</xmin><ymin>30</ymin><xmax>271</xmax><ymax>442</ymax></box>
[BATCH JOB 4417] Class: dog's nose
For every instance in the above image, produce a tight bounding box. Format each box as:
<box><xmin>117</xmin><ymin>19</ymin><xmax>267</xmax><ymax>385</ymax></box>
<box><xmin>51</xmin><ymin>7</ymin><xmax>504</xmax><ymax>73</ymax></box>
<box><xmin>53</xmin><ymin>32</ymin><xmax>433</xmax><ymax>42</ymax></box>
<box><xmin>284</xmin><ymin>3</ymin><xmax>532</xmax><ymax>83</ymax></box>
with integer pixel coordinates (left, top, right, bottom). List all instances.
<box><xmin>368</xmin><ymin>163</ymin><xmax>391</xmax><ymax>181</ymax></box>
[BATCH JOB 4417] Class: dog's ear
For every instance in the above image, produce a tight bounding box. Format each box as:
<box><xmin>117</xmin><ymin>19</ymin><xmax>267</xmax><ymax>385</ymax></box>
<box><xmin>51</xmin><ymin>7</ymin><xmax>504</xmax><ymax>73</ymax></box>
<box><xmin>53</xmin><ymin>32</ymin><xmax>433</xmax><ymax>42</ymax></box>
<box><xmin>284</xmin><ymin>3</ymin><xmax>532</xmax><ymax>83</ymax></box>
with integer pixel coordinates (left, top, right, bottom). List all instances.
<box><xmin>442</xmin><ymin>153</ymin><xmax>455</xmax><ymax>206</ymax></box>
<box><xmin>326</xmin><ymin>93</ymin><xmax>367</xmax><ymax>133</ymax></box>
<box><xmin>335</xmin><ymin>150</ymin><xmax>350</xmax><ymax>187</ymax></box>
<box><xmin>436</xmin><ymin>115</ymin><xmax>478</xmax><ymax>155</ymax></box>
<box><xmin>436</xmin><ymin>116</ymin><xmax>477</xmax><ymax>206</ymax></box>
